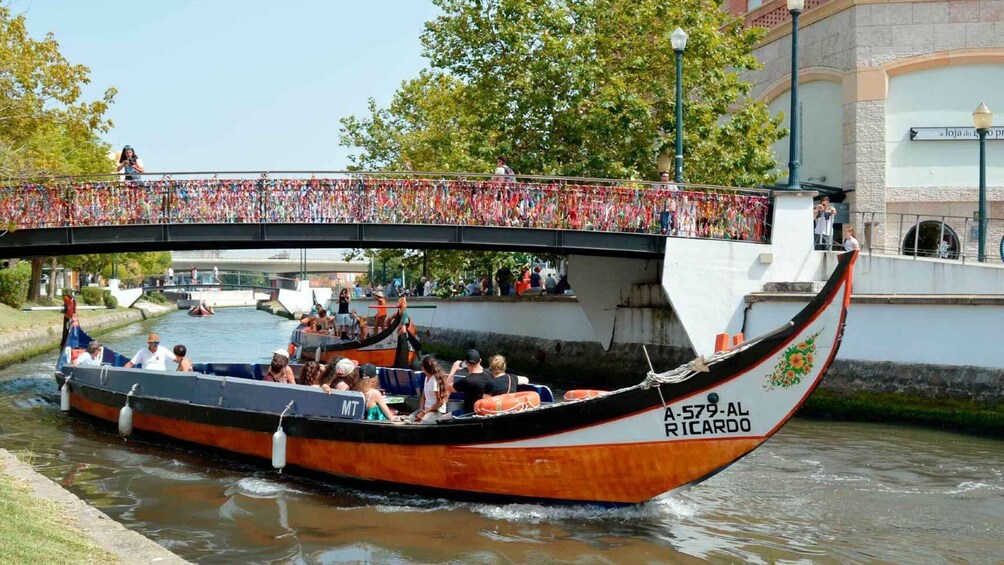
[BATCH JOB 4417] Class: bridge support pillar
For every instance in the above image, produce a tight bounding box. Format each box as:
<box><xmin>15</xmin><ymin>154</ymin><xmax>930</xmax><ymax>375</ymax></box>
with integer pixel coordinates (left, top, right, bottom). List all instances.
<box><xmin>661</xmin><ymin>191</ymin><xmax>822</xmax><ymax>358</ymax></box>
<box><xmin>566</xmin><ymin>254</ymin><xmax>663</xmax><ymax>351</ymax></box>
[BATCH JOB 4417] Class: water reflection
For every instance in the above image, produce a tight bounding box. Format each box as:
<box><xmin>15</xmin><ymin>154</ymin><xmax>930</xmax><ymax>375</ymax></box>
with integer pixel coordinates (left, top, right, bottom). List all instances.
<box><xmin>0</xmin><ymin>308</ymin><xmax>1002</xmax><ymax>564</ymax></box>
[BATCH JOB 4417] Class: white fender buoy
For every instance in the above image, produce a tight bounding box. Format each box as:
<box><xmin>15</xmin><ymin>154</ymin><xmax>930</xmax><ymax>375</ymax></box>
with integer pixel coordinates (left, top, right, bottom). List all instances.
<box><xmin>272</xmin><ymin>400</ymin><xmax>295</xmax><ymax>472</ymax></box>
<box><xmin>119</xmin><ymin>383</ymin><xmax>140</xmax><ymax>437</ymax></box>
<box><xmin>60</xmin><ymin>377</ymin><xmax>71</xmax><ymax>412</ymax></box>
<box><xmin>118</xmin><ymin>404</ymin><xmax>133</xmax><ymax>437</ymax></box>
<box><xmin>272</xmin><ymin>427</ymin><xmax>287</xmax><ymax>471</ymax></box>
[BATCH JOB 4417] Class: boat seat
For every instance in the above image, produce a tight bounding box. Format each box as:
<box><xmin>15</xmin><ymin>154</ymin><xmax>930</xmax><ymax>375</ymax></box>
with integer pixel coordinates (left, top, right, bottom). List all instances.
<box><xmin>378</xmin><ymin>368</ymin><xmax>416</xmax><ymax>397</ymax></box>
<box><xmin>518</xmin><ymin>384</ymin><xmax>554</xmax><ymax>403</ymax></box>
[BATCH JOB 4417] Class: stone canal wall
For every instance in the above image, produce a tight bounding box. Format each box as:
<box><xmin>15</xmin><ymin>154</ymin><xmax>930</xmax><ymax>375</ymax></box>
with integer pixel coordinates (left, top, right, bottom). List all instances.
<box><xmin>394</xmin><ymin>294</ymin><xmax>1004</xmax><ymax>406</ymax></box>
<box><xmin>0</xmin><ymin>302</ymin><xmax>172</xmax><ymax>369</ymax></box>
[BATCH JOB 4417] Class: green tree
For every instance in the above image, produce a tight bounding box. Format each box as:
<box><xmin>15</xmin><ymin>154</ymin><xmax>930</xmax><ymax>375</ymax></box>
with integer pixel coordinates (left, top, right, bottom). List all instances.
<box><xmin>340</xmin><ymin>0</ymin><xmax>783</xmax><ymax>185</ymax></box>
<box><xmin>0</xmin><ymin>6</ymin><xmax>117</xmax><ymax>302</ymax></box>
<box><xmin>60</xmin><ymin>252</ymin><xmax>172</xmax><ymax>287</ymax></box>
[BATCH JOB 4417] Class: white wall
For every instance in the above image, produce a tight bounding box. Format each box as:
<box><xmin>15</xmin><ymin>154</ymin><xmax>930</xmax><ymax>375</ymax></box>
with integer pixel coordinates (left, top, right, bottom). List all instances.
<box><xmin>823</xmin><ymin>252</ymin><xmax>1004</xmax><ymax>294</ymax></box>
<box><xmin>886</xmin><ymin>64</ymin><xmax>1004</xmax><ymax>188</ymax></box>
<box><xmin>662</xmin><ymin>192</ymin><xmax>824</xmax><ymax>357</ymax></box>
<box><xmin>769</xmin><ymin>80</ymin><xmax>844</xmax><ymax>187</ymax></box>
<box><xmin>746</xmin><ymin>300</ymin><xmax>1004</xmax><ymax>369</ymax></box>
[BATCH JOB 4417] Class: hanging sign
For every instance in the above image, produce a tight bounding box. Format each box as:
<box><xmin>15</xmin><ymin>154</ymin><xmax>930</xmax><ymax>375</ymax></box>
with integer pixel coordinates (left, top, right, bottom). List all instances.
<box><xmin>910</xmin><ymin>127</ymin><xmax>1004</xmax><ymax>141</ymax></box>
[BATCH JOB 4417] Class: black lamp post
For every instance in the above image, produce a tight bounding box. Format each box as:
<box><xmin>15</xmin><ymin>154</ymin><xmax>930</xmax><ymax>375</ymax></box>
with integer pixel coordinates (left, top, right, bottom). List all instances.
<box><xmin>671</xmin><ymin>27</ymin><xmax>688</xmax><ymax>184</ymax></box>
<box><xmin>786</xmin><ymin>0</ymin><xmax>805</xmax><ymax>189</ymax></box>
<box><xmin>973</xmin><ymin>102</ymin><xmax>993</xmax><ymax>262</ymax></box>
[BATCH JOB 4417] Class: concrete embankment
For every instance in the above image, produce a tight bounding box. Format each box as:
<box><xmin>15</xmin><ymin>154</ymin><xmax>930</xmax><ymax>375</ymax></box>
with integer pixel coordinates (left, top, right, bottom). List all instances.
<box><xmin>0</xmin><ymin>302</ymin><xmax>173</xmax><ymax>369</ymax></box>
<box><xmin>0</xmin><ymin>449</ymin><xmax>188</xmax><ymax>564</ymax></box>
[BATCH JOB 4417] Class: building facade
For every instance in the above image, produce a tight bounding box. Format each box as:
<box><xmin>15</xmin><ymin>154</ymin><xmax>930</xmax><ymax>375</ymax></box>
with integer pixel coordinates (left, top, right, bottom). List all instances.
<box><xmin>728</xmin><ymin>0</ymin><xmax>1004</xmax><ymax>262</ymax></box>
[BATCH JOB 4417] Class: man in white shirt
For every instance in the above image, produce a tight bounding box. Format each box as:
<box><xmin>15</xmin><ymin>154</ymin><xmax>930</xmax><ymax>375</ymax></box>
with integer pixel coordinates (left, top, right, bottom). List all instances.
<box><xmin>814</xmin><ymin>197</ymin><xmax>837</xmax><ymax>251</ymax></box>
<box><xmin>73</xmin><ymin>341</ymin><xmax>104</xmax><ymax>367</ymax></box>
<box><xmin>124</xmin><ymin>333</ymin><xmax>176</xmax><ymax>370</ymax></box>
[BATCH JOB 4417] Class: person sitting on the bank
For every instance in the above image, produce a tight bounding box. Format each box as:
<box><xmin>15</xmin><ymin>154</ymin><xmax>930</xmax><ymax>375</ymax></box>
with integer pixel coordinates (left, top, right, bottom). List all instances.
<box><xmin>263</xmin><ymin>349</ymin><xmax>296</xmax><ymax>384</ymax></box>
<box><xmin>174</xmin><ymin>344</ymin><xmax>194</xmax><ymax>372</ymax></box>
<box><xmin>544</xmin><ymin>272</ymin><xmax>557</xmax><ymax>295</ymax></box>
<box><xmin>357</xmin><ymin>363</ymin><xmax>399</xmax><ymax>421</ymax></box>
<box><xmin>125</xmin><ymin>334</ymin><xmax>176</xmax><ymax>370</ymax></box>
<box><xmin>843</xmin><ymin>225</ymin><xmax>861</xmax><ymax>252</ymax></box>
<box><xmin>447</xmin><ymin>349</ymin><xmax>493</xmax><ymax>415</ymax></box>
<box><xmin>410</xmin><ymin>355</ymin><xmax>449</xmax><ymax>424</ymax></box>
<box><xmin>74</xmin><ymin>340</ymin><xmax>104</xmax><ymax>367</ymax></box>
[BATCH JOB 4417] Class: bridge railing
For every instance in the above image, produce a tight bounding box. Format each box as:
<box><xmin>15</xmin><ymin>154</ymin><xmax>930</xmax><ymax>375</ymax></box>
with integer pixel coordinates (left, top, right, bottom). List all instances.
<box><xmin>0</xmin><ymin>173</ymin><xmax>773</xmax><ymax>242</ymax></box>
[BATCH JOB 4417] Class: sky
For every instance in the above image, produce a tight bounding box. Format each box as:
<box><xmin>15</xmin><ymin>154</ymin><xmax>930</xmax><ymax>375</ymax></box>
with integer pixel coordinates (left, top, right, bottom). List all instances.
<box><xmin>17</xmin><ymin>0</ymin><xmax>442</xmax><ymax>174</ymax></box>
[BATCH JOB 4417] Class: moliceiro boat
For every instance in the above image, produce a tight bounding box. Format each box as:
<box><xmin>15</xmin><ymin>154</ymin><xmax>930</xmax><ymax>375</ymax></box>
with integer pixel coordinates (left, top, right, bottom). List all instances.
<box><xmin>188</xmin><ymin>301</ymin><xmax>215</xmax><ymax>316</ymax></box>
<box><xmin>55</xmin><ymin>252</ymin><xmax>857</xmax><ymax>505</ymax></box>
<box><xmin>289</xmin><ymin>312</ymin><xmax>420</xmax><ymax>368</ymax></box>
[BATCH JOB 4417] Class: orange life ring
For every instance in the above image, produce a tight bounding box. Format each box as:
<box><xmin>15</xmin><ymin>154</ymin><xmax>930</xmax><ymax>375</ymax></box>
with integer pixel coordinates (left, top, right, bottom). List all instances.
<box><xmin>474</xmin><ymin>391</ymin><xmax>541</xmax><ymax>415</ymax></box>
<box><xmin>563</xmin><ymin>389</ymin><xmax>608</xmax><ymax>401</ymax></box>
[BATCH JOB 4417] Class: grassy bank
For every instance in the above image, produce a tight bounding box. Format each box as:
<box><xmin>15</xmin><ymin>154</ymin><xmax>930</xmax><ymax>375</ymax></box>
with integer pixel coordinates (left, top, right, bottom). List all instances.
<box><xmin>0</xmin><ymin>303</ymin><xmax>116</xmax><ymax>333</ymax></box>
<box><xmin>0</xmin><ymin>458</ymin><xmax>116</xmax><ymax>565</ymax></box>
<box><xmin>801</xmin><ymin>390</ymin><xmax>1004</xmax><ymax>438</ymax></box>
<box><xmin>0</xmin><ymin>304</ymin><xmax>148</xmax><ymax>369</ymax></box>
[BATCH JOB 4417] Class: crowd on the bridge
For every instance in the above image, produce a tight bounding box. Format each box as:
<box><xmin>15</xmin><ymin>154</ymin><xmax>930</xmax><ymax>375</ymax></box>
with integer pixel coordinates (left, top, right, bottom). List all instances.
<box><xmin>355</xmin><ymin>265</ymin><xmax>570</xmax><ymax>302</ymax></box>
<box><xmin>0</xmin><ymin>175</ymin><xmax>770</xmax><ymax>242</ymax></box>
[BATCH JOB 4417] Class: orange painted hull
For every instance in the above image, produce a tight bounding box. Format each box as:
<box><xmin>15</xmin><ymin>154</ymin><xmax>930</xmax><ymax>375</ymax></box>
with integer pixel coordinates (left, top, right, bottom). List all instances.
<box><xmin>71</xmin><ymin>394</ymin><xmax>760</xmax><ymax>504</ymax></box>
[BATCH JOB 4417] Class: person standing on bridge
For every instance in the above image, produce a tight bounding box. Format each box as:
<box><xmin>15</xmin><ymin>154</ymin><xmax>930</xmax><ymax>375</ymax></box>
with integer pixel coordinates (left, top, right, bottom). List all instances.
<box><xmin>213</xmin><ymin>265</ymin><xmax>220</xmax><ymax>284</ymax></box>
<box><xmin>117</xmin><ymin>145</ymin><xmax>145</xmax><ymax>181</ymax></box>
<box><xmin>190</xmin><ymin>266</ymin><xmax>198</xmax><ymax>285</ymax></box>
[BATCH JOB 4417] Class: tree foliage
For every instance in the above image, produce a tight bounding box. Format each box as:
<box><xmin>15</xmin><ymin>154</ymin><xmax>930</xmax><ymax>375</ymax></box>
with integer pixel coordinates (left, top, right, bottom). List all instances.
<box><xmin>0</xmin><ymin>6</ymin><xmax>115</xmax><ymax>179</ymax></box>
<box><xmin>60</xmin><ymin>252</ymin><xmax>172</xmax><ymax>286</ymax></box>
<box><xmin>340</xmin><ymin>0</ymin><xmax>783</xmax><ymax>186</ymax></box>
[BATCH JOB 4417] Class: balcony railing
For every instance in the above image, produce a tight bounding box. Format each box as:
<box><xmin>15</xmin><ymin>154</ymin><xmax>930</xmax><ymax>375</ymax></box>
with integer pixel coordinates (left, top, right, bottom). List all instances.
<box><xmin>0</xmin><ymin>173</ymin><xmax>773</xmax><ymax>243</ymax></box>
<box><xmin>850</xmin><ymin>211</ymin><xmax>1004</xmax><ymax>265</ymax></box>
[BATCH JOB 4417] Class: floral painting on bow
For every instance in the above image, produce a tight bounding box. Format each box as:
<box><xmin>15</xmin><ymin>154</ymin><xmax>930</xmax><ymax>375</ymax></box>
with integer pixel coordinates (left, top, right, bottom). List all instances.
<box><xmin>765</xmin><ymin>330</ymin><xmax>823</xmax><ymax>390</ymax></box>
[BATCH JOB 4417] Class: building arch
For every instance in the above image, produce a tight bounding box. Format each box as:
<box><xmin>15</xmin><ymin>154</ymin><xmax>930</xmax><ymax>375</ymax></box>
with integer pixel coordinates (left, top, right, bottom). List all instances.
<box><xmin>902</xmin><ymin>221</ymin><xmax>961</xmax><ymax>260</ymax></box>
<box><xmin>758</xmin><ymin>67</ymin><xmax>844</xmax><ymax>104</ymax></box>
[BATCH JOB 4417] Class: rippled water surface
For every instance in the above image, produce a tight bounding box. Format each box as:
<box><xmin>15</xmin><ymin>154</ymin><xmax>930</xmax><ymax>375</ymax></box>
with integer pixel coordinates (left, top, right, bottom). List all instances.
<box><xmin>1</xmin><ymin>308</ymin><xmax>1001</xmax><ymax>564</ymax></box>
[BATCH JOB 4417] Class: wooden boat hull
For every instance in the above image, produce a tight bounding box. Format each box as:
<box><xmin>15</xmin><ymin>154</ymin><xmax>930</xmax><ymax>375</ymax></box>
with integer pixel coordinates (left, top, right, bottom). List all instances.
<box><xmin>57</xmin><ymin>252</ymin><xmax>857</xmax><ymax>504</ymax></box>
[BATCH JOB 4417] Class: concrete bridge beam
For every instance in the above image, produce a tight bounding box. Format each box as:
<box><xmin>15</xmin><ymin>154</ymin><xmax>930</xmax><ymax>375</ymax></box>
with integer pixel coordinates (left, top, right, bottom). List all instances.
<box><xmin>566</xmin><ymin>254</ymin><xmax>665</xmax><ymax>351</ymax></box>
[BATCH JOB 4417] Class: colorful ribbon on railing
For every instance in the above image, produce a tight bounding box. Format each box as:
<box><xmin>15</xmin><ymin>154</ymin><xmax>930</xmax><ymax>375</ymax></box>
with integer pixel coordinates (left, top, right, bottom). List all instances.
<box><xmin>0</xmin><ymin>178</ymin><xmax>771</xmax><ymax>242</ymax></box>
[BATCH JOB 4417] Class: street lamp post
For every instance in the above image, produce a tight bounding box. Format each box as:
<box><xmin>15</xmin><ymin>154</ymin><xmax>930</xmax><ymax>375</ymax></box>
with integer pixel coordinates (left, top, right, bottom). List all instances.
<box><xmin>973</xmin><ymin>102</ymin><xmax>993</xmax><ymax>263</ymax></box>
<box><xmin>671</xmin><ymin>27</ymin><xmax>688</xmax><ymax>184</ymax></box>
<box><xmin>786</xmin><ymin>0</ymin><xmax>805</xmax><ymax>189</ymax></box>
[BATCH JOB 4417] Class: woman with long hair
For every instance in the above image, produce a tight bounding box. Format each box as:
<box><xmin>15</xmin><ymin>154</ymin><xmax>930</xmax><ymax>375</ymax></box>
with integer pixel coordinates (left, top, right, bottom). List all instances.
<box><xmin>357</xmin><ymin>363</ymin><xmax>398</xmax><ymax>421</ymax></box>
<box><xmin>299</xmin><ymin>360</ymin><xmax>323</xmax><ymax>387</ymax></box>
<box><xmin>336</xmin><ymin>288</ymin><xmax>351</xmax><ymax>337</ymax></box>
<box><xmin>411</xmin><ymin>355</ymin><xmax>449</xmax><ymax>424</ymax></box>
<box><xmin>117</xmin><ymin>145</ymin><xmax>145</xmax><ymax>181</ymax></box>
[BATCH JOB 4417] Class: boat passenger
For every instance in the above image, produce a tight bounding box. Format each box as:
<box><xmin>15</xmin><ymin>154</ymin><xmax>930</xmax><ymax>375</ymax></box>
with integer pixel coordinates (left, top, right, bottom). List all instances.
<box><xmin>447</xmin><ymin>349</ymin><xmax>493</xmax><ymax>415</ymax></box>
<box><xmin>410</xmin><ymin>355</ymin><xmax>449</xmax><ymax>424</ymax></box>
<box><xmin>299</xmin><ymin>360</ymin><xmax>323</xmax><ymax>387</ymax></box>
<box><xmin>373</xmin><ymin>290</ymin><xmax>387</xmax><ymax>332</ymax></box>
<box><xmin>173</xmin><ymin>344</ymin><xmax>194</xmax><ymax>372</ymax></box>
<box><xmin>263</xmin><ymin>349</ymin><xmax>296</xmax><ymax>384</ymax></box>
<box><xmin>350</xmin><ymin>310</ymin><xmax>368</xmax><ymax>340</ymax></box>
<box><xmin>124</xmin><ymin>334</ymin><xmax>177</xmax><ymax>370</ymax></box>
<box><xmin>336</xmin><ymin>288</ymin><xmax>351</xmax><ymax>337</ymax></box>
<box><xmin>73</xmin><ymin>340</ymin><xmax>104</xmax><ymax>367</ymax></box>
<box><xmin>328</xmin><ymin>357</ymin><xmax>358</xmax><ymax>391</ymax></box>
<box><xmin>487</xmin><ymin>355</ymin><xmax>520</xmax><ymax>395</ymax></box>
<box><xmin>358</xmin><ymin>363</ymin><xmax>399</xmax><ymax>421</ymax></box>
<box><xmin>315</xmin><ymin>308</ymin><xmax>329</xmax><ymax>332</ymax></box>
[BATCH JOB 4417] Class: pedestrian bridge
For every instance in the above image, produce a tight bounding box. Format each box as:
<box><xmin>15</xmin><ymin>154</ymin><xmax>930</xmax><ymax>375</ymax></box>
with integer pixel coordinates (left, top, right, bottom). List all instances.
<box><xmin>0</xmin><ymin>173</ymin><xmax>772</xmax><ymax>257</ymax></box>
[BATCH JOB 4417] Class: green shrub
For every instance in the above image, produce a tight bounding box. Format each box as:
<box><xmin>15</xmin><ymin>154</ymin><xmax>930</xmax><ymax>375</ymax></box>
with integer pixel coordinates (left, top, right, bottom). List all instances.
<box><xmin>103</xmin><ymin>294</ymin><xmax>118</xmax><ymax>308</ymax></box>
<box><xmin>143</xmin><ymin>292</ymin><xmax>167</xmax><ymax>304</ymax></box>
<box><xmin>0</xmin><ymin>262</ymin><xmax>31</xmax><ymax>308</ymax></box>
<box><xmin>80</xmin><ymin>287</ymin><xmax>104</xmax><ymax>306</ymax></box>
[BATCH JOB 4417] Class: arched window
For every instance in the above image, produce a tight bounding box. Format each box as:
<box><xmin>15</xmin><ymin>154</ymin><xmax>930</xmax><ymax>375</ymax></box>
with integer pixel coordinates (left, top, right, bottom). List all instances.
<box><xmin>902</xmin><ymin>221</ymin><xmax>960</xmax><ymax>259</ymax></box>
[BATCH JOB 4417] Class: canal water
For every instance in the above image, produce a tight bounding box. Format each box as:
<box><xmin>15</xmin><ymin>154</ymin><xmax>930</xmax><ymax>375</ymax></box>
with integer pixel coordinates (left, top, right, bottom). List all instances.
<box><xmin>0</xmin><ymin>308</ymin><xmax>1001</xmax><ymax>564</ymax></box>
